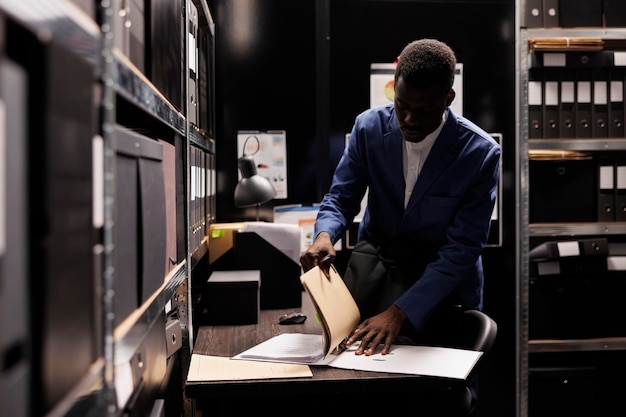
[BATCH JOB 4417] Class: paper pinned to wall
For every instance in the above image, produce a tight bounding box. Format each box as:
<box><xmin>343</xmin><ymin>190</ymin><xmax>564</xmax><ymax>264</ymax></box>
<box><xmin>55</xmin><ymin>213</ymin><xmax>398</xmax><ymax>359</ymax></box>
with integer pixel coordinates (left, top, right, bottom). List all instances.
<box><xmin>237</xmin><ymin>130</ymin><xmax>287</xmax><ymax>199</ymax></box>
<box><xmin>369</xmin><ymin>62</ymin><xmax>464</xmax><ymax>116</ymax></box>
<box><xmin>273</xmin><ymin>204</ymin><xmax>342</xmax><ymax>253</ymax></box>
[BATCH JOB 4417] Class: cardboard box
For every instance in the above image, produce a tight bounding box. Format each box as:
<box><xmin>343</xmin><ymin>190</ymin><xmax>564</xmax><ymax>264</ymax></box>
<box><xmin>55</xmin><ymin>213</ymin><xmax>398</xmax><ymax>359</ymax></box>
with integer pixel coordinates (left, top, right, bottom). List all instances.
<box><xmin>204</xmin><ymin>270</ymin><xmax>260</xmax><ymax>325</ymax></box>
<box><xmin>207</xmin><ymin>222</ymin><xmax>244</xmax><ymax>265</ymax></box>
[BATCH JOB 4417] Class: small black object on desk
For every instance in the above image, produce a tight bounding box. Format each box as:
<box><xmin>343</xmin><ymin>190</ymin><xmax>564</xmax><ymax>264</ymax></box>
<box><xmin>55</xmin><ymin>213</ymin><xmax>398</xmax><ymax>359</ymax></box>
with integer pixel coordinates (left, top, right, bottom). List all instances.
<box><xmin>278</xmin><ymin>312</ymin><xmax>307</xmax><ymax>325</ymax></box>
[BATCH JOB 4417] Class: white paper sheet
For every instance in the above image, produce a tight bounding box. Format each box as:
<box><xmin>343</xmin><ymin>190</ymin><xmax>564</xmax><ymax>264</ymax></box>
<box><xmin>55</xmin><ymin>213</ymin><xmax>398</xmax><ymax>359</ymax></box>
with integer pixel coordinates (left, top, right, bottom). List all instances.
<box><xmin>327</xmin><ymin>342</ymin><xmax>482</xmax><ymax>380</ymax></box>
<box><xmin>232</xmin><ymin>333</ymin><xmax>482</xmax><ymax>380</ymax></box>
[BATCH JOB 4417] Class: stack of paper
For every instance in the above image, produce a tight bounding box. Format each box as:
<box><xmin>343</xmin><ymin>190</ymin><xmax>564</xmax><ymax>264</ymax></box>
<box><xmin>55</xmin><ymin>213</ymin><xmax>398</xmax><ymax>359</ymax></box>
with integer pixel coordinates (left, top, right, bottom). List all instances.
<box><xmin>236</xmin><ymin>333</ymin><xmax>325</xmax><ymax>363</ymax></box>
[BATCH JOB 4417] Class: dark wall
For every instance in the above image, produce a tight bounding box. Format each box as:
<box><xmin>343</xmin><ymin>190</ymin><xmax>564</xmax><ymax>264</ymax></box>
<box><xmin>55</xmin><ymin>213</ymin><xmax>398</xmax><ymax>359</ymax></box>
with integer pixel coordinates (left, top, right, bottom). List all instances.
<box><xmin>208</xmin><ymin>0</ymin><xmax>319</xmax><ymax>221</ymax></box>
<box><xmin>208</xmin><ymin>1</ymin><xmax>516</xmax><ymax>416</ymax></box>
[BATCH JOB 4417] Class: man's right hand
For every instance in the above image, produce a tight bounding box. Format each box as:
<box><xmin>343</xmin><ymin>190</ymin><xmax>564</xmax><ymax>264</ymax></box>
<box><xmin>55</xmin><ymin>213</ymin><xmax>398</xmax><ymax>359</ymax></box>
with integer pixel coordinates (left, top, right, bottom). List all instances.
<box><xmin>299</xmin><ymin>232</ymin><xmax>336</xmax><ymax>278</ymax></box>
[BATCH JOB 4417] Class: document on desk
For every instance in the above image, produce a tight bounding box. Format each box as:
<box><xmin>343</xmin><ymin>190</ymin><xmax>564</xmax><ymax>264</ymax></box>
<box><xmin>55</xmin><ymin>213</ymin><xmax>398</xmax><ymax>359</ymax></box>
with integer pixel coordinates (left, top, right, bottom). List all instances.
<box><xmin>231</xmin><ymin>265</ymin><xmax>480</xmax><ymax>380</ymax></box>
<box><xmin>233</xmin><ymin>333</ymin><xmax>482</xmax><ymax>380</ymax></box>
<box><xmin>328</xmin><ymin>342</ymin><xmax>482</xmax><ymax>380</ymax></box>
<box><xmin>234</xmin><ymin>333</ymin><xmax>326</xmax><ymax>363</ymax></box>
<box><xmin>187</xmin><ymin>353</ymin><xmax>312</xmax><ymax>381</ymax></box>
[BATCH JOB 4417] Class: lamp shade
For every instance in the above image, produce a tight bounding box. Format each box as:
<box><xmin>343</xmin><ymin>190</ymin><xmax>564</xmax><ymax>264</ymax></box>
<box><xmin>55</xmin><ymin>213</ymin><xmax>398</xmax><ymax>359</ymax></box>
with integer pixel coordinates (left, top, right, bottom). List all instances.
<box><xmin>234</xmin><ymin>156</ymin><xmax>276</xmax><ymax>207</ymax></box>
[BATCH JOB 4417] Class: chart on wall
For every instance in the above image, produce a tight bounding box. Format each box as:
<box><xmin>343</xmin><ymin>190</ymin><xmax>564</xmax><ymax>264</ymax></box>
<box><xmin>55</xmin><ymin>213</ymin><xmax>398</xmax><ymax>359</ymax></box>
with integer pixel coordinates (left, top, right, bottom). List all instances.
<box><xmin>237</xmin><ymin>130</ymin><xmax>288</xmax><ymax>199</ymax></box>
<box><xmin>370</xmin><ymin>63</ymin><xmax>464</xmax><ymax>115</ymax></box>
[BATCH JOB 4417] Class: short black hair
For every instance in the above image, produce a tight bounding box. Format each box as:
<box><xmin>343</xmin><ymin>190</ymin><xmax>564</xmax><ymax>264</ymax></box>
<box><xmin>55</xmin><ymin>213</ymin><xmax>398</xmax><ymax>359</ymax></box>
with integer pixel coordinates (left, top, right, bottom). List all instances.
<box><xmin>394</xmin><ymin>39</ymin><xmax>456</xmax><ymax>94</ymax></box>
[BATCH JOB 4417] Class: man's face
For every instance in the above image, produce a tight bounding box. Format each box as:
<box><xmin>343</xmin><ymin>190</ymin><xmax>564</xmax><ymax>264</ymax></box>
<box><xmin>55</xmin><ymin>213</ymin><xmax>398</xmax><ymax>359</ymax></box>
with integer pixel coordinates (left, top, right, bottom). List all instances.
<box><xmin>393</xmin><ymin>76</ymin><xmax>451</xmax><ymax>143</ymax></box>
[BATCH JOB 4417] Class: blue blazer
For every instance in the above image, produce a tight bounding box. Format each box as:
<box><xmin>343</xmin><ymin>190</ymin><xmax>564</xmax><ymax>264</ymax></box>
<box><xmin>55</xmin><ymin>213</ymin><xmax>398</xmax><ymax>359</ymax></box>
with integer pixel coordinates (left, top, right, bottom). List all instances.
<box><xmin>315</xmin><ymin>104</ymin><xmax>501</xmax><ymax>332</ymax></box>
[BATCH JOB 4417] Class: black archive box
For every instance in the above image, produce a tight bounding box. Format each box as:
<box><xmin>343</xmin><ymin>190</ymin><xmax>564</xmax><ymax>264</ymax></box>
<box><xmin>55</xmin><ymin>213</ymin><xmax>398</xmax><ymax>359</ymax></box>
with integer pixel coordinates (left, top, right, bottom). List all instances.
<box><xmin>604</xmin><ymin>0</ymin><xmax>626</xmax><ymax>27</ymax></box>
<box><xmin>530</xmin><ymin>271</ymin><xmax>626</xmax><ymax>339</ymax></box>
<box><xmin>529</xmin><ymin>157</ymin><xmax>597</xmax><ymax>222</ymax></box>
<box><xmin>529</xmin><ymin>238</ymin><xmax>626</xmax><ymax>339</ymax></box>
<box><xmin>529</xmin><ymin>237</ymin><xmax>609</xmax><ymax>277</ymax></box>
<box><xmin>148</xmin><ymin>0</ymin><xmax>184</xmax><ymax>112</ymax></box>
<box><xmin>558</xmin><ymin>0</ymin><xmax>602</xmax><ymax>27</ymax></box>
<box><xmin>6</xmin><ymin>29</ymin><xmax>99</xmax><ymax>414</ymax></box>
<box><xmin>112</xmin><ymin>125</ymin><xmax>167</xmax><ymax>326</ymax></box>
<box><xmin>0</xmin><ymin>51</ymin><xmax>29</xmax><ymax>417</ymax></box>
<box><xmin>529</xmin><ymin>366</ymin><xmax>598</xmax><ymax>417</ymax></box>
<box><xmin>204</xmin><ymin>270</ymin><xmax>260</xmax><ymax>325</ymax></box>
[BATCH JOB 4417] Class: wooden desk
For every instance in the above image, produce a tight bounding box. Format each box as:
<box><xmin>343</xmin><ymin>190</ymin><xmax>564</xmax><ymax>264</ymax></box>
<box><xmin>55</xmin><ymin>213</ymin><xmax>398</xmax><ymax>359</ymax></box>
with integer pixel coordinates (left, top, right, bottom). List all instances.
<box><xmin>186</xmin><ymin>293</ymin><xmax>463</xmax><ymax>414</ymax></box>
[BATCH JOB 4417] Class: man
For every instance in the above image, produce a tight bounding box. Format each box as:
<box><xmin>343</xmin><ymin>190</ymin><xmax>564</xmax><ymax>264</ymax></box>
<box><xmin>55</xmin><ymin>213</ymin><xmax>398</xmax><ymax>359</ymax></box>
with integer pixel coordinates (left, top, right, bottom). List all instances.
<box><xmin>300</xmin><ymin>39</ymin><xmax>500</xmax><ymax>358</ymax></box>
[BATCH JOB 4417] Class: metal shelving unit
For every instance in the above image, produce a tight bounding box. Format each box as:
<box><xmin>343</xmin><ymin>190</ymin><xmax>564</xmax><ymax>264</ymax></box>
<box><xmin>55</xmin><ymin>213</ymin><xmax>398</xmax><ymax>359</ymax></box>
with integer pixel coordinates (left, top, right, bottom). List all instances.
<box><xmin>0</xmin><ymin>0</ymin><xmax>216</xmax><ymax>416</ymax></box>
<box><xmin>517</xmin><ymin>3</ymin><xmax>626</xmax><ymax>416</ymax></box>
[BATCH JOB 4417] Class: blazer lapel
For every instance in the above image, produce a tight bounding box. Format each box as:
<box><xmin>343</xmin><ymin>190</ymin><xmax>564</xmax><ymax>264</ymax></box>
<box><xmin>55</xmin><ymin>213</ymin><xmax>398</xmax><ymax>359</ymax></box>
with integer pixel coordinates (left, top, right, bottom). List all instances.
<box><xmin>384</xmin><ymin>115</ymin><xmax>407</xmax><ymax>205</ymax></box>
<box><xmin>405</xmin><ymin>115</ymin><xmax>459</xmax><ymax>213</ymax></box>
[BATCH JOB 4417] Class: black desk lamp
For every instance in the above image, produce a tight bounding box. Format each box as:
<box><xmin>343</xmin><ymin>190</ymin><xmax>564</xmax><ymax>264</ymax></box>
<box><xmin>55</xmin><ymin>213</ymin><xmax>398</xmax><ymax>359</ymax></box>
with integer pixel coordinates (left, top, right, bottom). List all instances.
<box><xmin>234</xmin><ymin>155</ymin><xmax>276</xmax><ymax>221</ymax></box>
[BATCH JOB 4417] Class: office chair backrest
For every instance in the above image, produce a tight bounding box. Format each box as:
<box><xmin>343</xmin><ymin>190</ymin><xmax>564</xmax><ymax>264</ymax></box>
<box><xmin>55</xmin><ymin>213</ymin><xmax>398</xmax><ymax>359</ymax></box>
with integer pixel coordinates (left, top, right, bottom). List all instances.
<box><xmin>461</xmin><ymin>310</ymin><xmax>498</xmax><ymax>353</ymax></box>
<box><xmin>417</xmin><ymin>308</ymin><xmax>498</xmax><ymax>415</ymax></box>
<box><xmin>419</xmin><ymin>308</ymin><xmax>498</xmax><ymax>357</ymax></box>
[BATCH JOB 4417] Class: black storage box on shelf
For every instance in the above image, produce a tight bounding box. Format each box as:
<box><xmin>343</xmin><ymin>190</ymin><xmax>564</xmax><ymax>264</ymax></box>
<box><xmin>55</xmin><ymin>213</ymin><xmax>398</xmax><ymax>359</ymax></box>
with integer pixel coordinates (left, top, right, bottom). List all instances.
<box><xmin>529</xmin><ymin>237</ymin><xmax>609</xmax><ymax>277</ymax></box>
<box><xmin>529</xmin><ymin>156</ymin><xmax>597</xmax><ymax>223</ymax></box>
<box><xmin>148</xmin><ymin>0</ymin><xmax>184</xmax><ymax>112</ymax></box>
<box><xmin>6</xmin><ymin>31</ymin><xmax>100</xmax><ymax>414</ymax></box>
<box><xmin>529</xmin><ymin>350</ymin><xmax>626</xmax><ymax>416</ymax></box>
<box><xmin>530</xmin><ymin>271</ymin><xmax>626</xmax><ymax>339</ymax></box>
<box><xmin>529</xmin><ymin>237</ymin><xmax>609</xmax><ymax>260</ymax></box>
<box><xmin>529</xmin><ymin>273</ymin><xmax>597</xmax><ymax>339</ymax></box>
<box><xmin>528</xmin><ymin>366</ymin><xmax>598</xmax><ymax>417</ymax></box>
<box><xmin>0</xmin><ymin>48</ymin><xmax>29</xmax><ymax>417</ymax></box>
<box><xmin>558</xmin><ymin>0</ymin><xmax>602</xmax><ymax>28</ymax></box>
<box><xmin>529</xmin><ymin>238</ymin><xmax>626</xmax><ymax>339</ymax></box>
<box><xmin>203</xmin><ymin>270</ymin><xmax>260</xmax><ymax>325</ymax></box>
<box><xmin>112</xmin><ymin>125</ymin><xmax>167</xmax><ymax>327</ymax></box>
<box><xmin>604</xmin><ymin>0</ymin><xmax>626</xmax><ymax>27</ymax></box>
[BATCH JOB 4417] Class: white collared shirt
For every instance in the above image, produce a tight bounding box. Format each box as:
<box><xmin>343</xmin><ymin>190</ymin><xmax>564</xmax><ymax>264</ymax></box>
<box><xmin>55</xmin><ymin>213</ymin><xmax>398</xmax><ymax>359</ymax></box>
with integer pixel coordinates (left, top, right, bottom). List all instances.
<box><xmin>403</xmin><ymin>109</ymin><xmax>448</xmax><ymax>208</ymax></box>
